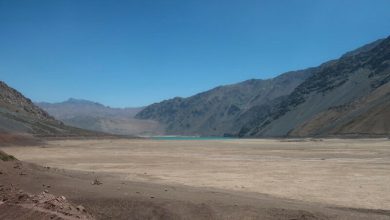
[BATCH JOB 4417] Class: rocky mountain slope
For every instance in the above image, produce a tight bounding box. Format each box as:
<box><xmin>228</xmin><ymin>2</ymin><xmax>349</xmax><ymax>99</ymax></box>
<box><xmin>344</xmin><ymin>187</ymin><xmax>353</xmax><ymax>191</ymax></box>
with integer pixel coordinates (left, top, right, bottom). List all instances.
<box><xmin>0</xmin><ymin>81</ymin><xmax>99</xmax><ymax>137</ymax></box>
<box><xmin>289</xmin><ymin>82</ymin><xmax>390</xmax><ymax>137</ymax></box>
<box><xmin>288</xmin><ymin>69</ymin><xmax>390</xmax><ymax>137</ymax></box>
<box><xmin>137</xmin><ymin>36</ymin><xmax>390</xmax><ymax>137</ymax></box>
<box><xmin>239</xmin><ymin>36</ymin><xmax>390</xmax><ymax>137</ymax></box>
<box><xmin>37</xmin><ymin>99</ymin><xmax>162</xmax><ymax>136</ymax></box>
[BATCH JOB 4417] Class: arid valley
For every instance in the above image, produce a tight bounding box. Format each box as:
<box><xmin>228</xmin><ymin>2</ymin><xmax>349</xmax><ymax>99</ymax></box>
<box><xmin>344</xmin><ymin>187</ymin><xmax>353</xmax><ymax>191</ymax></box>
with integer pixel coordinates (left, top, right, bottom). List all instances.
<box><xmin>2</xmin><ymin>1</ymin><xmax>390</xmax><ymax>219</ymax></box>
<box><xmin>1</xmin><ymin>138</ymin><xmax>390</xmax><ymax>219</ymax></box>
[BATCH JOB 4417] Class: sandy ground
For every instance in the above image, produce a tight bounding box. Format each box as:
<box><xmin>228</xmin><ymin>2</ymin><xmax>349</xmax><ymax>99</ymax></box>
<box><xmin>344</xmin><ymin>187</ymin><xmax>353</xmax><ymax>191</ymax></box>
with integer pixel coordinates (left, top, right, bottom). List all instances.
<box><xmin>1</xmin><ymin>138</ymin><xmax>390</xmax><ymax>219</ymax></box>
<box><xmin>3</xmin><ymin>138</ymin><xmax>390</xmax><ymax>210</ymax></box>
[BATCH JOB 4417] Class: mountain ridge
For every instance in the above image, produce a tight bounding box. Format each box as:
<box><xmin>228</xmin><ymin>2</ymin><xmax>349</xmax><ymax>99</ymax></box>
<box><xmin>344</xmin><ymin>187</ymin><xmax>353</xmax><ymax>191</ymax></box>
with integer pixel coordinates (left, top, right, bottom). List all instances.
<box><xmin>136</xmin><ymin>68</ymin><xmax>312</xmax><ymax>136</ymax></box>
<box><xmin>242</xmin><ymin>35</ymin><xmax>390</xmax><ymax>137</ymax></box>
<box><xmin>136</xmin><ymin>36</ymin><xmax>390</xmax><ymax>137</ymax></box>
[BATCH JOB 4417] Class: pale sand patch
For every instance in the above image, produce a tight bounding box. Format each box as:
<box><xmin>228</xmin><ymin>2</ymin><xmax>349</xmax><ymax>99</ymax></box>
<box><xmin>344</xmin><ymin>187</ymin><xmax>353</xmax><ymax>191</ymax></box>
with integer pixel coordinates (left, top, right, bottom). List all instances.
<box><xmin>3</xmin><ymin>138</ymin><xmax>390</xmax><ymax>210</ymax></box>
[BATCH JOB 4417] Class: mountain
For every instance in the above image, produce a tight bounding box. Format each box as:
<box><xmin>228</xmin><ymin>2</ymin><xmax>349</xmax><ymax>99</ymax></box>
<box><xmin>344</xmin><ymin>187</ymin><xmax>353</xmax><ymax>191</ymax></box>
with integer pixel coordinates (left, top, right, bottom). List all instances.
<box><xmin>137</xmin><ymin>36</ymin><xmax>390</xmax><ymax>137</ymax></box>
<box><xmin>136</xmin><ymin>69</ymin><xmax>312</xmax><ymax>136</ymax></box>
<box><xmin>37</xmin><ymin>98</ymin><xmax>142</xmax><ymax>119</ymax></box>
<box><xmin>0</xmin><ymin>81</ymin><xmax>98</xmax><ymax>138</ymax></box>
<box><xmin>289</xmin><ymin>82</ymin><xmax>390</xmax><ymax>137</ymax></box>
<box><xmin>237</xmin><ymin>36</ymin><xmax>390</xmax><ymax>137</ymax></box>
<box><xmin>37</xmin><ymin>99</ymin><xmax>163</xmax><ymax>136</ymax></box>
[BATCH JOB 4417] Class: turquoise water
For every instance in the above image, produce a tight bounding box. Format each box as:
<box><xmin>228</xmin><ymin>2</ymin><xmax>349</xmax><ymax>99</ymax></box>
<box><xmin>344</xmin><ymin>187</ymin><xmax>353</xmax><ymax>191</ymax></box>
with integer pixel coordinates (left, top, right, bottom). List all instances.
<box><xmin>151</xmin><ymin>136</ymin><xmax>236</xmax><ymax>141</ymax></box>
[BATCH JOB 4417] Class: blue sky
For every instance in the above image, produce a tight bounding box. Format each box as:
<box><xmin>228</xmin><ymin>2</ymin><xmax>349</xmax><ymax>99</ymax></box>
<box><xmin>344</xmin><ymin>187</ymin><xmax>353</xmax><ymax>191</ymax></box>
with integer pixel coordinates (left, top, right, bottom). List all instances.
<box><xmin>1</xmin><ymin>0</ymin><xmax>390</xmax><ymax>107</ymax></box>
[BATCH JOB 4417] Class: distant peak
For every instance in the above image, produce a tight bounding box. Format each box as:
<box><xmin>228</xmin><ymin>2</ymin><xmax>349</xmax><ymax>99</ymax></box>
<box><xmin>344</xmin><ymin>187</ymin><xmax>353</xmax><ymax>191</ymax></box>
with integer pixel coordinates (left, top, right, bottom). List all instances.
<box><xmin>64</xmin><ymin>98</ymin><xmax>104</xmax><ymax>106</ymax></box>
<box><xmin>67</xmin><ymin>98</ymin><xmax>80</xmax><ymax>102</ymax></box>
<box><xmin>66</xmin><ymin>98</ymin><xmax>88</xmax><ymax>103</ymax></box>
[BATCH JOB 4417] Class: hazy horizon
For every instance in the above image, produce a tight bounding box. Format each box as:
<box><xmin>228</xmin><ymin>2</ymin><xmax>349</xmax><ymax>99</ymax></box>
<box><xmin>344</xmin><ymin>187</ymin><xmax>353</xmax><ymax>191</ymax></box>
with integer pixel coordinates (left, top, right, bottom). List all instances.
<box><xmin>1</xmin><ymin>0</ymin><xmax>390</xmax><ymax>107</ymax></box>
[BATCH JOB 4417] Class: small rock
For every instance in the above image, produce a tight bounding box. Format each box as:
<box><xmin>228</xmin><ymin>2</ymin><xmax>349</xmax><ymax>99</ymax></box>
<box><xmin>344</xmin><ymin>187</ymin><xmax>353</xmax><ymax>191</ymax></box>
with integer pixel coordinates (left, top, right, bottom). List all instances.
<box><xmin>76</xmin><ymin>205</ymin><xmax>86</xmax><ymax>212</ymax></box>
<box><xmin>19</xmin><ymin>172</ymin><xmax>27</xmax><ymax>176</ymax></box>
<box><xmin>42</xmin><ymin>184</ymin><xmax>51</xmax><ymax>189</ymax></box>
<box><xmin>18</xmin><ymin>194</ymin><xmax>26</xmax><ymax>200</ymax></box>
<box><xmin>44</xmin><ymin>189</ymin><xmax>49</xmax><ymax>193</ymax></box>
<box><xmin>91</xmin><ymin>178</ymin><xmax>102</xmax><ymax>185</ymax></box>
<box><xmin>13</xmin><ymin>163</ymin><xmax>22</xmax><ymax>169</ymax></box>
<box><xmin>60</xmin><ymin>196</ymin><xmax>66</xmax><ymax>200</ymax></box>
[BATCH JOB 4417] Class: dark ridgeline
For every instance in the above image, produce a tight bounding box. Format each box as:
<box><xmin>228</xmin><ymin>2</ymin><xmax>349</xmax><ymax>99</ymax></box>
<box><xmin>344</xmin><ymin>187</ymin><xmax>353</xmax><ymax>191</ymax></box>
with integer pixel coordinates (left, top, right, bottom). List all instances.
<box><xmin>136</xmin><ymin>36</ymin><xmax>390</xmax><ymax>137</ymax></box>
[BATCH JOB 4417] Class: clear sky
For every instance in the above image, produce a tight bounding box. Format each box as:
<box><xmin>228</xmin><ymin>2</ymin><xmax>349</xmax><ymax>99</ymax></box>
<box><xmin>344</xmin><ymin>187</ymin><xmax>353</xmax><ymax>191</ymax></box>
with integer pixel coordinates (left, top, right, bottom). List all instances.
<box><xmin>1</xmin><ymin>0</ymin><xmax>390</xmax><ymax>107</ymax></box>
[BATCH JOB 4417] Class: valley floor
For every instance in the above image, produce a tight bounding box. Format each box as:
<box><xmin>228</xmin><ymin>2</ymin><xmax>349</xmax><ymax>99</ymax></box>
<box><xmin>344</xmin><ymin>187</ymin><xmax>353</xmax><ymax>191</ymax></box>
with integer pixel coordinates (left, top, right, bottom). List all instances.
<box><xmin>1</xmin><ymin>138</ymin><xmax>390</xmax><ymax>219</ymax></box>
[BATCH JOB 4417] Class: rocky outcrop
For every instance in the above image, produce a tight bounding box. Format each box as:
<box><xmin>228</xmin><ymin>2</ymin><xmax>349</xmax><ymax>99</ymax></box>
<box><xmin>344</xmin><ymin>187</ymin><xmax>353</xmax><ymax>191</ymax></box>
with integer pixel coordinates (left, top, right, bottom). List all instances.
<box><xmin>0</xmin><ymin>184</ymin><xmax>95</xmax><ymax>220</ymax></box>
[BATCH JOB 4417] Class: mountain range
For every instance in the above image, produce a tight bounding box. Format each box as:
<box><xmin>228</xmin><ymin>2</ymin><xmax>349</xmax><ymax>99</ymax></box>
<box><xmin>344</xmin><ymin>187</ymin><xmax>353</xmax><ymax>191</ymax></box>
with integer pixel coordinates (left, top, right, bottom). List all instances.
<box><xmin>36</xmin><ymin>99</ymin><xmax>163</xmax><ymax>136</ymax></box>
<box><xmin>1</xmin><ymin>36</ymin><xmax>389</xmax><ymax>138</ymax></box>
<box><xmin>136</xmin><ymin>36</ymin><xmax>390</xmax><ymax>137</ymax></box>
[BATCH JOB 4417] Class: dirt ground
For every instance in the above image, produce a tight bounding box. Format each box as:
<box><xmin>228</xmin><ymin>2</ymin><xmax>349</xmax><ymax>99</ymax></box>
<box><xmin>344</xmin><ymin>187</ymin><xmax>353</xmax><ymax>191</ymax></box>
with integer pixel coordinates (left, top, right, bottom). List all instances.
<box><xmin>1</xmin><ymin>138</ymin><xmax>390</xmax><ymax>219</ymax></box>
